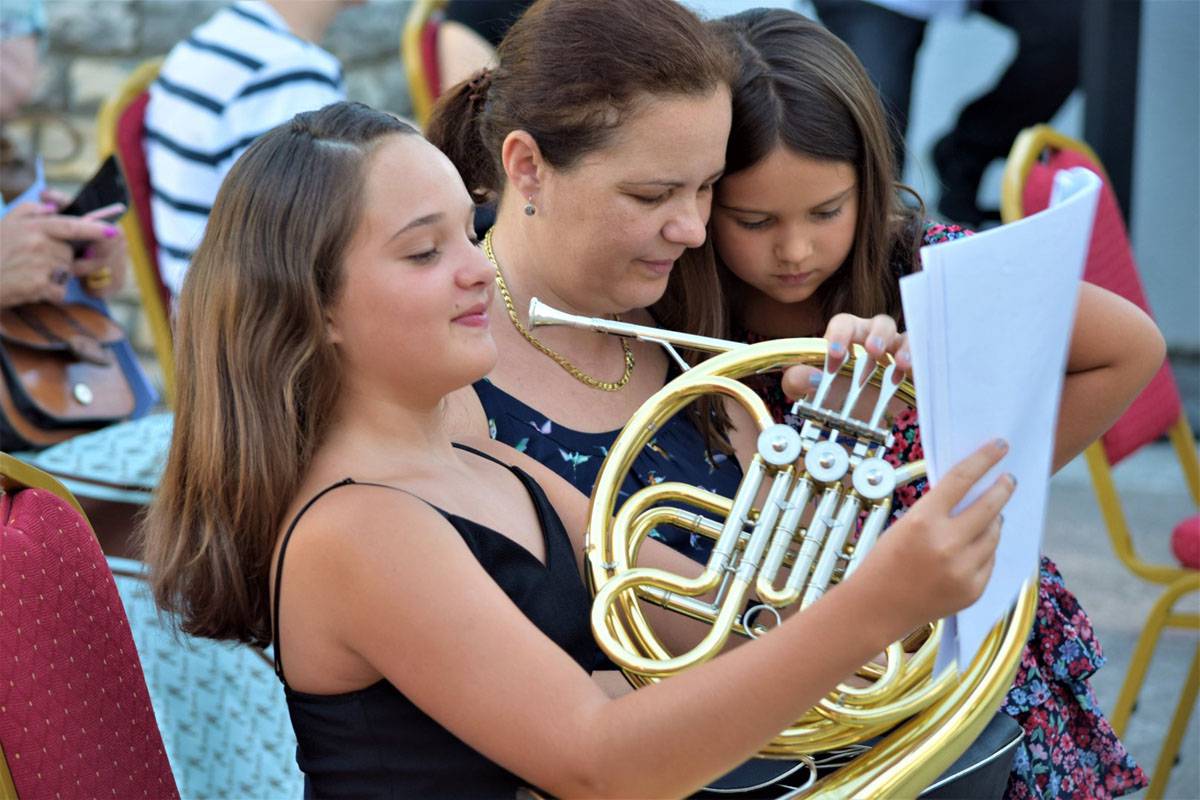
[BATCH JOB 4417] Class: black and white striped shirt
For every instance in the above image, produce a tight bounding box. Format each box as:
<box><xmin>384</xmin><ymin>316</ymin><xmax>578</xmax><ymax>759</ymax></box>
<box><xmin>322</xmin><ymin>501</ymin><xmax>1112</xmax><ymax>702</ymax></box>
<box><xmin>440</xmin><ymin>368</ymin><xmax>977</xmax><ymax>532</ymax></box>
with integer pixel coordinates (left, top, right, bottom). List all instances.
<box><xmin>145</xmin><ymin>1</ymin><xmax>345</xmax><ymax>296</ymax></box>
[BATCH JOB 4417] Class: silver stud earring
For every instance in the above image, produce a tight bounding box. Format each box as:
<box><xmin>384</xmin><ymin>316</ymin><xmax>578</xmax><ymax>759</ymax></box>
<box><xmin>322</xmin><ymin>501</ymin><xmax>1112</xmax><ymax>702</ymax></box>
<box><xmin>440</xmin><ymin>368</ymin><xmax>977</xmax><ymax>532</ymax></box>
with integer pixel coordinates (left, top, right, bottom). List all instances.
<box><xmin>523</xmin><ymin>197</ymin><xmax>536</xmax><ymax>216</ymax></box>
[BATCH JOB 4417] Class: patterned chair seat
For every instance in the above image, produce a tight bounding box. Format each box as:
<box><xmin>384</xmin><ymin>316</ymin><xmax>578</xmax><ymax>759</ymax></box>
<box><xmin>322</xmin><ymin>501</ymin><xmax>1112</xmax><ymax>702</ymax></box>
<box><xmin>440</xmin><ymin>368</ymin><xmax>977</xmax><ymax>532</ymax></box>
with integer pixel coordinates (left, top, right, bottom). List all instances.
<box><xmin>108</xmin><ymin>556</ymin><xmax>304</xmax><ymax>799</ymax></box>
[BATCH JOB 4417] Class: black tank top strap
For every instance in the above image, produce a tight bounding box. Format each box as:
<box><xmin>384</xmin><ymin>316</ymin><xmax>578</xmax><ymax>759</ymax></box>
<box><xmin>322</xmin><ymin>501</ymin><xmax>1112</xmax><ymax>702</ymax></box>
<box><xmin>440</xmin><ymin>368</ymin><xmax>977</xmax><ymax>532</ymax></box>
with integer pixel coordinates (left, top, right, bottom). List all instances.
<box><xmin>272</xmin><ymin>476</ymin><xmax>417</xmax><ymax>686</ymax></box>
<box><xmin>451</xmin><ymin>440</ymin><xmax>511</xmax><ymax>468</ymax></box>
<box><xmin>273</xmin><ymin>446</ymin><xmax>562</xmax><ymax>687</ymax></box>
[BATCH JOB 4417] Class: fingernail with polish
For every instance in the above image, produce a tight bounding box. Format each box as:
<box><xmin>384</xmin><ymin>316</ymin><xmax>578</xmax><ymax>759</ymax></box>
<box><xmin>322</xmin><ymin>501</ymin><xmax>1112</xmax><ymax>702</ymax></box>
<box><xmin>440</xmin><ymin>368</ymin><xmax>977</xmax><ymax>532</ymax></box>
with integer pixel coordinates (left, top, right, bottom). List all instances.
<box><xmin>808</xmin><ymin>371</ymin><xmax>822</xmax><ymax>388</ymax></box>
<box><xmin>41</xmin><ymin>202</ymin><xmax>57</xmax><ymax>212</ymax></box>
<box><xmin>829</xmin><ymin>342</ymin><xmax>844</xmax><ymax>355</ymax></box>
<box><xmin>51</xmin><ymin>268</ymin><xmax>70</xmax><ymax>285</ymax></box>
<box><xmin>869</xmin><ymin>336</ymin><xmax>884</xmax><ymax>351</ymax></box>
<box><xmin>1007</xmin><ymin>473</ymin><xmax>1018</xmax><ymax>489</ymax></box>
<box><xmin>995</xmin><ymin>438</ymin><xmax>1009</xmax><ymax>452</ymax></box>
<box><xmin>103</xmin><ymin>225</ymin><xmax>118</xmax><ymax>238</ymax></box>
<box><xmin>899</xmin><ymin>348</ymin><xmax>911</xmax><ymax>363</ymax></box>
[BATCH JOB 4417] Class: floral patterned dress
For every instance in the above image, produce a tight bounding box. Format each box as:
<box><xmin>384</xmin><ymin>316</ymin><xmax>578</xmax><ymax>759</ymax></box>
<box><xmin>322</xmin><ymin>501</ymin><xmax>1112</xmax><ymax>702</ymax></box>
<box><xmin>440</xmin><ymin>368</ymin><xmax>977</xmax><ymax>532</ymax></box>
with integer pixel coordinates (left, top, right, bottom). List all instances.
<box><xmin>738</xmin><ymin>221</ymin><xmax>1147</xmax><ymax>799</ymax></box>
<box><xmin>473</xmin><ymin>375</ymin><xmax>743</xmax><ymax>562</ymax></box>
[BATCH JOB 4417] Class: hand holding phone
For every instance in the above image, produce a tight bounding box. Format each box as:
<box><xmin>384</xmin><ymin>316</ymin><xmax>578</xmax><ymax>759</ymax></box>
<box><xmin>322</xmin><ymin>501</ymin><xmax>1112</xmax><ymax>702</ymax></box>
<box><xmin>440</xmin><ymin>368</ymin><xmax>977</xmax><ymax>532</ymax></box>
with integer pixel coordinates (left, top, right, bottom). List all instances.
<box><xmin>60</xmin><ymin>155</ymin><xmax>129</xmax><ymax>257</ymax></box>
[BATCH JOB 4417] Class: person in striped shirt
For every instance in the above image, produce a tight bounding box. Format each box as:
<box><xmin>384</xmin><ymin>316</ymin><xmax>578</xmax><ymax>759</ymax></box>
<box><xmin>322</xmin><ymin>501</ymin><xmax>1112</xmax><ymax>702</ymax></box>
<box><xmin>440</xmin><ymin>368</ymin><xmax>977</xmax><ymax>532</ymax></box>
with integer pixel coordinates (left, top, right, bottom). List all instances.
<box><xmin>145</xmin><ymin>1</ymin><xmax>358</xmax><ymax>297</ymax></box>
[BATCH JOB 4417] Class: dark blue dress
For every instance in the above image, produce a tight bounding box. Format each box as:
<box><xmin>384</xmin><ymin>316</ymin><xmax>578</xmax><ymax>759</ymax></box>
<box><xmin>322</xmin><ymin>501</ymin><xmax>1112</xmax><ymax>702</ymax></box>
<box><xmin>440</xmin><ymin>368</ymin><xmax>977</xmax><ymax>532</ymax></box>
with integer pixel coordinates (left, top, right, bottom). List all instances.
<box><xmin>473</xmin><ymin>376</ymin><xmax>745</xmax><ymax>562</ymax></box>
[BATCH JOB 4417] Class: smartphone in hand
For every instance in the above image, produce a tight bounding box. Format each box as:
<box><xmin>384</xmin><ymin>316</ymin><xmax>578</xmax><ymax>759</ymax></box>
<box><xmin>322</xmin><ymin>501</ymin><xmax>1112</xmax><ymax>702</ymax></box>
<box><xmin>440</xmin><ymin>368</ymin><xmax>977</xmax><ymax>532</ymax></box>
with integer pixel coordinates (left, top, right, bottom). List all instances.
<box><xmin>60</xmin><ymin>155</ymin><xmax>129</xmax><ymax>256</ymax></box>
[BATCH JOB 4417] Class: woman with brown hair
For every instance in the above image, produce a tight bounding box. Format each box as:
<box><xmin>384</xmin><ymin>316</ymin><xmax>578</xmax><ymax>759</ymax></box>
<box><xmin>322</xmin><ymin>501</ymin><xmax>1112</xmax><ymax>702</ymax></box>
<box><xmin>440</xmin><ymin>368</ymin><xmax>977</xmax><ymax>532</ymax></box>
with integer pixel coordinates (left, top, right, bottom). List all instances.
<box><xmin>658</xmin><ymin>9</ymin><xmax>1163</xmax><ymax>797</ymax></box>
<box><xmin>427</xmin><ymin>0</ymin><xmax>766</xmax><ymax>564</ymax></box>
<box><xmin>140</xmin><ymin>99</ymin><xmax>1016</xmax><ymax>797</ymax></box>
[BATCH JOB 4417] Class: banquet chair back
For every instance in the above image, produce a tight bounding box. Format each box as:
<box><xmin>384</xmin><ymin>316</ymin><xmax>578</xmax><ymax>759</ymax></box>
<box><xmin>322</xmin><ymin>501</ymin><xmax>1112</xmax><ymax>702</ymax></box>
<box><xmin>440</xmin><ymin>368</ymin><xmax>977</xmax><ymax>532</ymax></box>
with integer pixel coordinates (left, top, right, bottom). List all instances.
<box><xmin>1002</xmin><ymin>124</ymin><xmax>1198</xmax><ymax>581</ymax></box>
<box><xmin>0</xmin><ymin>453</ymin><xmax>177</xmax><ymax>799</ymax></box>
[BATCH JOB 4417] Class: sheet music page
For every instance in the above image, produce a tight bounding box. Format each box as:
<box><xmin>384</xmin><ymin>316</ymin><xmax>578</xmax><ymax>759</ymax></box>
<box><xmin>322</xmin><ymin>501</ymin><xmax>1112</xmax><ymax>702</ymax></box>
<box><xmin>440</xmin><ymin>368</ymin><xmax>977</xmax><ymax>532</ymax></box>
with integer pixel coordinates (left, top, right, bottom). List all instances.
<box><xmin>899</xmin><ymin>168</ymin><xmax>1102</xmax><ymax>674</ymax></box>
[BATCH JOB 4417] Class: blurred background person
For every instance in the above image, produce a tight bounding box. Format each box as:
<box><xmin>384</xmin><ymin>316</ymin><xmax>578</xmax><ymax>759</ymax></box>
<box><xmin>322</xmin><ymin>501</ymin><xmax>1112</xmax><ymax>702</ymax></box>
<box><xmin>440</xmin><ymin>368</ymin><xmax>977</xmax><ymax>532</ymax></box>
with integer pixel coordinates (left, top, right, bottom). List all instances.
<box><xmin>813</xmin><ymin>0</ymin><xmax>1082</xmax><ymax>227</ymax></box>
<box><xmin>438</xmin><ymin>0</ymin><xmax>534</xmax><ymax>90</ymax></box>
<box><xmin>0</xmin><ymin>0</ymin><xmax>156</xmax><ymax>425</ymax></box>
<box><xmin>1</xmin><ymin>0</ymin><xmax>129</xmax><ymax>310</ymax></box>
<box><xmin>144</xmin><ymin>0</ymin><xmax>360</xmax><ymax>297</ymax></box>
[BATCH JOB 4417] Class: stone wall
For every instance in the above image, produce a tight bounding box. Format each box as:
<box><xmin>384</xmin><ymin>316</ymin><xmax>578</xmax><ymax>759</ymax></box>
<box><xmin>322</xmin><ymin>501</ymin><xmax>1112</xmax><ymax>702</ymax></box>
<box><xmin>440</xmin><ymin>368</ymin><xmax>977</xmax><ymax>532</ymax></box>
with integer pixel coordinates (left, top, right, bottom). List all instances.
<box><xmin>4</xmin><ymin>1</ymin><xmax>414</xmax><ymax>388</ymax></box>
<box><xmin>18</xmin><ymin>0</ymin><xmax>412</xmax><ymax>186</ymax></box>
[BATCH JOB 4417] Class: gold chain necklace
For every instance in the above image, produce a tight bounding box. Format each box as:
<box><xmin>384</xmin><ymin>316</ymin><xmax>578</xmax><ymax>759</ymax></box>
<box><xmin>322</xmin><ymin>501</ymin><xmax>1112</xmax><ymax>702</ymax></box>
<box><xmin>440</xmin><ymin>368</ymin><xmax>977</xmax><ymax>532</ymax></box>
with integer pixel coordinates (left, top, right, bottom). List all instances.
<box><xmin>483</xmin><ymin>227</ymin><xmax>635</xmax><ymax>392</ymax></box>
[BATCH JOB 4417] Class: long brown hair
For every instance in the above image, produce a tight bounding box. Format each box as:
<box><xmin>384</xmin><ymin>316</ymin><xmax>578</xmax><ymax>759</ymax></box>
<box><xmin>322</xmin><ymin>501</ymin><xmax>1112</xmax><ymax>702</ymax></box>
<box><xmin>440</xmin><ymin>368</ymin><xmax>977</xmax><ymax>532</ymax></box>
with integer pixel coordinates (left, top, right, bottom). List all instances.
<box><xmin>659</xmin><ymin>8</ymin><xmax>926</xmax><ymax>343</ymax></box>
<box><xmin>140</xmin><ymin>102</ymin><xmax>417</xmax><ymax>647</ymax></box>
<box><xmin>425</xmin><ymin>0</ymin><xmax>732</xmax><ymax>202</ymax></box>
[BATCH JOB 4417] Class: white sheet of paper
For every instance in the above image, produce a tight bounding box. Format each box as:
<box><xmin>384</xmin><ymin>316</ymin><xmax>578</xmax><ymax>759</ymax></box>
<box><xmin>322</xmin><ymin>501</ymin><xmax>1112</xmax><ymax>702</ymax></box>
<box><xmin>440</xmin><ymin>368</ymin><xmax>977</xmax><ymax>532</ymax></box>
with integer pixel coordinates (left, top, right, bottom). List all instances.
<box><xmin>900</xmin><ymin>168</ymin><xmax>1102</xmax><ymax>674</ymax></box>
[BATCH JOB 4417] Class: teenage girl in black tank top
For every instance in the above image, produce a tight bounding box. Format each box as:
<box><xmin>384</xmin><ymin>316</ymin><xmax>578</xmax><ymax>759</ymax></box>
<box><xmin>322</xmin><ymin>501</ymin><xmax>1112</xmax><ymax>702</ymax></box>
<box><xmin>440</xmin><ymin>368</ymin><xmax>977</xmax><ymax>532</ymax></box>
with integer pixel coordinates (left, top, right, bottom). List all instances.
<box><xmin>273</xmin><ymin>444</ymin><xmax>603</xmax><ymax>797</ymax></box>
<box><xmin>142</xmin><ymin>102</ymin><xmax>1014</xmax><ymax>798</ymax></box>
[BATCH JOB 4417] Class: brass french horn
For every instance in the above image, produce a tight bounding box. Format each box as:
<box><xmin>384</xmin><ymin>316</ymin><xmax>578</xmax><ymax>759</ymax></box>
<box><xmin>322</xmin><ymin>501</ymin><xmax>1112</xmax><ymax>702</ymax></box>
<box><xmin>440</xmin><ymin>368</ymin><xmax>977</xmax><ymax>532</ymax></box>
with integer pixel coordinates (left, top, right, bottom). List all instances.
<box><xmin>528</xmin><ymin>299</ymin><xmax>1037</xmax><ymax>798</ymax></box>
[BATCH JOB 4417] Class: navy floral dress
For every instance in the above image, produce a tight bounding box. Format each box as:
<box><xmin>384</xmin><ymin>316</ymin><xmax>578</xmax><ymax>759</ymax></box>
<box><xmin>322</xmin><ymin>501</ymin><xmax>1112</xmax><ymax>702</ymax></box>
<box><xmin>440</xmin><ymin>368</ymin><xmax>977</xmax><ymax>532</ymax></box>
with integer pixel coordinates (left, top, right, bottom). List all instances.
<box><xmin>739</xmin><ymin>221</ymin><xmax>1147</xmax><ymax>799</ymax></box>
<box><xmin>473</xmin><ymin>375</ymin><xmax>743</xmax><ymax>562</ymax></box>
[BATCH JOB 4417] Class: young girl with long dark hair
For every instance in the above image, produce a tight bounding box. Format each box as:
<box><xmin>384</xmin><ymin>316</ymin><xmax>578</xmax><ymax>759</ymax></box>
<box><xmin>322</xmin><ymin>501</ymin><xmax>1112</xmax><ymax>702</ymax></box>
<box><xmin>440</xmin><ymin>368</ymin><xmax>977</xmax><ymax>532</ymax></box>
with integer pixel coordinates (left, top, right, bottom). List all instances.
<box><xmin>658</xmin><ymin>9</ymin><xmax>1163</xmax><ymax>798</ymax></box>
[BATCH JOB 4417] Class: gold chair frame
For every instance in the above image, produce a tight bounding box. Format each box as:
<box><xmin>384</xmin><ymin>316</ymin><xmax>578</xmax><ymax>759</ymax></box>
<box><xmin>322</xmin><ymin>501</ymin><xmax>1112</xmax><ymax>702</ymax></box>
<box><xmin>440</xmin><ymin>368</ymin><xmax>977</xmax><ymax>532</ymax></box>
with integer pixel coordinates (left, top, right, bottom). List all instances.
<box><xmin>95</xmin><ymin>58</ymin><xmax>174</xmax><ymax>406</ymax></box>
<box><xmin>401</xmin><ymin>0</ymin><xmax>449</xmax><ymax>128</ymax></box>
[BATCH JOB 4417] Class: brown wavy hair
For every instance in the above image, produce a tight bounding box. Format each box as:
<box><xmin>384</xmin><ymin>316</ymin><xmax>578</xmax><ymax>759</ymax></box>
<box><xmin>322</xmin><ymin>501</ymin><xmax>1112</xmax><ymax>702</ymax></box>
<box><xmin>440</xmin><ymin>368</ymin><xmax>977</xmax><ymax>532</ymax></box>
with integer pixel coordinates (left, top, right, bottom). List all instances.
<box><xmin>140</xmin><ymin>102</ymin><xmax>417</xmax><ymax>646</ymax></box>
<box><xmin>425</xmin><ymin>0</ymin><xmax>733</xmax><ymax>203</ymax></box>
<box><xmin>426</xmin><ymin>0</ymin><xmax>735</xmax><ymax>450</ymax></box>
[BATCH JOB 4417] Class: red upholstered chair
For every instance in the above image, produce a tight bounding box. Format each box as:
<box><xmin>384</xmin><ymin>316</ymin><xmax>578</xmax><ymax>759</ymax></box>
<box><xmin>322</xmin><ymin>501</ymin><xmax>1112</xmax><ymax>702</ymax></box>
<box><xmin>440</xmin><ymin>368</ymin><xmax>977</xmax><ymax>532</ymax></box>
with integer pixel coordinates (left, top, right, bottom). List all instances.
<box><xmin>1002</xmin><ymin>125</ymin><xmax>1200</xmax><ymax>800</ymax></box>
<box><xmin>0</xmin><ymin>453</ymin><xmax>178</xmax><ymax>799</ymax></box>
<box><xmin>401</xmin><ymin>0</ymin><xmax>448</xmax><ymax>127</ymax></box>
<box><xmin>96</xmin><ymin>58</ymin><xmax>175</xmax><ymax>406</ymax></box>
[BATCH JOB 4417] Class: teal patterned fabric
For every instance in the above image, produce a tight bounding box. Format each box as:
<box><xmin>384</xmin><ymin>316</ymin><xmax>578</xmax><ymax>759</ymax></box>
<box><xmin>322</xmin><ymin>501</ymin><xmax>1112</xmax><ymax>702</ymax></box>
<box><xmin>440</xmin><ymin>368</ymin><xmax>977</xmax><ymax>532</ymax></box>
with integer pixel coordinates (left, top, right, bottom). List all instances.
<box><xmin>109</xmin><ymin>557</ymin><xmax>303</xmax><ymax>799</ymax></box>
<box><xmin>17</xmin><ymin>413</ymin><xmax>173</xmax><ymax>504</ymax></box>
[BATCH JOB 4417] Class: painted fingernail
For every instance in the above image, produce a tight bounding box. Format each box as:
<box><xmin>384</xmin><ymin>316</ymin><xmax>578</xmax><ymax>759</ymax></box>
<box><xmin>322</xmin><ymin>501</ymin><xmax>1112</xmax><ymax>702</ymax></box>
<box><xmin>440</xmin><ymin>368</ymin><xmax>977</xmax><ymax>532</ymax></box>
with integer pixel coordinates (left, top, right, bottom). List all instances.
<box><xmin>808</xmin><ymin>372</ymin><xmax>822</xmax><ymax>388</ymax></box>
<box><xmin>994</xmin><ymin>438</ymin><xmax>1009</xmax><ymax>452</ymax></box>
<box><xmin>51</xmin><ymin>268</ymin><xmax>71</xmax><ymax>285</ymax></box>
<box><xmin>103</xmin><ymin>225</ymin><xmax>118</xmax><ymax>238</ymax></box>
<box><xmin>829</xmin><ymin>342</ymin><xmax>844</xmax><ymax>355</ymax></box>
<box><xmin>41</xmin><ymin>202</ymin><xmax>58</xmax><ymax>212</ymax></box>
<box><xmin>1007</xmin><ymin>473</ymin><xmax>1018</xmax><ymax>489</ymax></box>
<box><xmin>899</xmin><ymin>348</ymin><xmax>911</xmax><ymax>363</ymax></box>
<box><xmin>869</xmin><ymin>336</ymin><xmax>884</xmax><ymax>351</ymax></box>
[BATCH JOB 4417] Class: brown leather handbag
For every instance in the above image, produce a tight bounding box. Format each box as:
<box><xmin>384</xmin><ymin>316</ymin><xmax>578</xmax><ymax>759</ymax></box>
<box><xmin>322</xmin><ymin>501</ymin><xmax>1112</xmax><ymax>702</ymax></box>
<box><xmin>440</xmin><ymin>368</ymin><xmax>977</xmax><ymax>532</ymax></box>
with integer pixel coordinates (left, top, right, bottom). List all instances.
<box><xmin>0</xmin><ymin>303</ymin><xmax>136</xmax><ymax>451</ymax></box>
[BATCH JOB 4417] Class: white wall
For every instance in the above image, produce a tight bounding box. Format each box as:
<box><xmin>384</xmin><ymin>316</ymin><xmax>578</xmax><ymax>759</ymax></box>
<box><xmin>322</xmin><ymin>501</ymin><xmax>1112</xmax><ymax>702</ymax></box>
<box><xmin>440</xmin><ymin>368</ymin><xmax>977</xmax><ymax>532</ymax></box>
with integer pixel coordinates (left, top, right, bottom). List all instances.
<box><xmin>1130</xmin><ymin>0</ymin><xmax>1199</xmax><ymax>354</ymax></box>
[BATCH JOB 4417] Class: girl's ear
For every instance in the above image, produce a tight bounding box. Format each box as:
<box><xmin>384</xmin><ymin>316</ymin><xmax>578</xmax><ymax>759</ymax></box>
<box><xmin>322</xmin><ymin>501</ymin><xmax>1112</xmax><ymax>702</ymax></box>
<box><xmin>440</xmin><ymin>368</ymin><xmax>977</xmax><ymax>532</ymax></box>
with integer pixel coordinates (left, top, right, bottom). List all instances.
<box><xmin>325</xmin><ymin>310</ymin><xmax>343</xmax><ymax>345</ymax></box>
<box><xmin>500</xmin><ymin>129</ymin><xmax>544</xmax><ymax>200</ymax></box>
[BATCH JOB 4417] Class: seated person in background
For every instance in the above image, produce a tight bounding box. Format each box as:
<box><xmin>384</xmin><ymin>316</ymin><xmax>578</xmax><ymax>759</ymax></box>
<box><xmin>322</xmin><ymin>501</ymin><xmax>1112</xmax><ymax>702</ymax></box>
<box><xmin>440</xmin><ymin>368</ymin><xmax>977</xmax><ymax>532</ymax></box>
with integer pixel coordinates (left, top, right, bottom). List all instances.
<box><xmin>659</xmin><ymin>10</ymin><xmax>1159</xmax><ymax>797</ymax></box>
<box><xmin>145</xmin><ymin>0</ymin><xmax>359</xmax><ymax>297</ymax></box>
<box><xmin>1</xmin><ymin>0</ymin><xmax>128</xmax><ymax>308</ymax></box>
